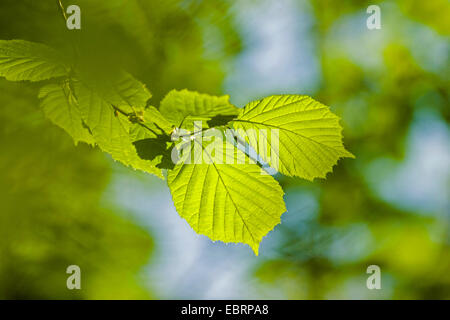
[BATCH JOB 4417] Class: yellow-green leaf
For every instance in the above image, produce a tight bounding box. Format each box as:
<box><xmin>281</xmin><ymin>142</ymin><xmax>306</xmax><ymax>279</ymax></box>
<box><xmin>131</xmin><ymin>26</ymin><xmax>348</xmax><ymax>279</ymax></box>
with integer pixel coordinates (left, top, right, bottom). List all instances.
<box><xmin>130</xmin><ymin>106</ymin><xmax>173</xmax><ymax>141</ymax></box>
<box><xmin>167</xmin><ymin>134</ymin><xmax>286</xmax><ymax>255</ymax></box>
<box><xmin>159</xmin><ymin>89</ymin><xmax>239</xmax><ymax>128</ymax></box>
<box><xmin>78</xmin><ymin>70</ymin><xmax>152</xmax><ymax>114</ymax></box>
<box><xmin>231</xmin><ymin>95</ymin><xmax>354</xmax><ymax>180</ymax></box>
<box><xmin>39</xmin><ymin>81</ymin><xmax>95</xmax><ymax>146</ymax></box>
<box><xmin>0</xmin><ymin>40</ymin><xmax>68</xmax><ymax>81</ymax></box>
<box><xmin>74</xmin><ymin>81</ymin><xmax>164</xmax><ymax>178</ymax></box>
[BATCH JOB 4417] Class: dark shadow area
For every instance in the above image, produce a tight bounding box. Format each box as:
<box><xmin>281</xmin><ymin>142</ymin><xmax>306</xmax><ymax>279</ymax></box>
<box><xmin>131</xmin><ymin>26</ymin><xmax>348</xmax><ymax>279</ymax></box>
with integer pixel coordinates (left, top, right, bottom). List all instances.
<box><xmin>207</xmin><ymin>114</ymin><xmax>237</xmax><ymax>128</ymax></box>
<box><xmin>133</xmin><ymin>134</ymin><xmax>175</xmax><ymax>170</ymax></box>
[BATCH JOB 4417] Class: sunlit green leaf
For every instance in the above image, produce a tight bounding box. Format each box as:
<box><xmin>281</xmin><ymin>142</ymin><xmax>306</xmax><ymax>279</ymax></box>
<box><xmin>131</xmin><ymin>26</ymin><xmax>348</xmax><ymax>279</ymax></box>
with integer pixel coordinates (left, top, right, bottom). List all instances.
<box><xmin>74</xmin><ymin>81</ymin><xmax>164</xmax><ymax>178</ymax></box>
<box><xmin>159</xmin><ymin>89</ymin><xmax>239</xmax><ymax>129</ymax></box>
<box><xmin>231</xmin><ymin>95</ymin><xmax>354</xmax><ymax>180</ymax></box>
<box><xmin>167</xmin><ymin>134</ymin><xmax>286</xmax><ymax>255</ymax></box>
<box><xmin>130</xmin><ymin>106</ymin><xmax>173</xmax><ymax>141</ymax></box>
<box><xmin>38</xmin><ymin>82</ymin><xmax>95</xmax><ymax>146</ymax></box>
<box><xmin>0</xmin><ymin>40</ymin><xmax>68</xmax><ymax>81</ymax></box>
<box><xmin>78</xmin><ymin>70</ymin><xmax>152</xmax><ymax>114</ymax></box>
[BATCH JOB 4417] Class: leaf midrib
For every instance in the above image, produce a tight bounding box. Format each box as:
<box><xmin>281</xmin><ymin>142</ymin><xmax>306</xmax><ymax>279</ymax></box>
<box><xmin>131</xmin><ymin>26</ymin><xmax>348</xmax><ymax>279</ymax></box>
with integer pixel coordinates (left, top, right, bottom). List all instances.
<box><xmin>193</xmin><ymin>138</ymin><xmax>257</xmax><ymax>245</ymax></box>
<box><xmin>231</xmin><ymin>119</ymin><xmax>343</xmax><ymax>153</ymax></box>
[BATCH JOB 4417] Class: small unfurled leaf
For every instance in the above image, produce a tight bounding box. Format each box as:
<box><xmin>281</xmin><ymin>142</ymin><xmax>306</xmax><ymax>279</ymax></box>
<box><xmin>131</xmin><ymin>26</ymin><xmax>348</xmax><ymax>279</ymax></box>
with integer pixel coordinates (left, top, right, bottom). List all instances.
<box><xmin>0</xmin><ymin>40</ymin><xmax>68</xmax><ymax>81</ymax></box>
<box><xmin>167</xmin><ymin>132</ymin><xmax>286</xmax><ymax>255</ymax></box>
<box><xmin>39</xmin><ymin>81</ymin><xmax>94</xmax><ymax>146</ymax></box>
<box><xmin>231</xmin><ymin>95</ymin><xmax>354</xmax><ymax>180</ymax></box>
<box><xmin>159</xmin><ymin>89</ymin><xmax>239</xmax><ymax>129</ymax></box>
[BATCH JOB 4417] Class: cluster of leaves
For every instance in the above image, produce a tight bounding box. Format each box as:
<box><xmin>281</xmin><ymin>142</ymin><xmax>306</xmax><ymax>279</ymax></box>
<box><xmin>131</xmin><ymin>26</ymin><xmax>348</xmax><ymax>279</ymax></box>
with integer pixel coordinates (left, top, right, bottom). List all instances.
<box><xmin>0</xmin><ymin>39</ymin><xmax>353</xmax><ymax>254</ymax></box>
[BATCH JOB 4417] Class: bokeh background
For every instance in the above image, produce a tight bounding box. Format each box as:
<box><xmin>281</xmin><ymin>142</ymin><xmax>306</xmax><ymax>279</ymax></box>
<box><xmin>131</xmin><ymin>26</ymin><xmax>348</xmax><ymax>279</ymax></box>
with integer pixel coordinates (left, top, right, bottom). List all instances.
<box><xmin>0</xmin><ymin>0</ymin><xmax>449</xmax><ymax>299</ymax></box>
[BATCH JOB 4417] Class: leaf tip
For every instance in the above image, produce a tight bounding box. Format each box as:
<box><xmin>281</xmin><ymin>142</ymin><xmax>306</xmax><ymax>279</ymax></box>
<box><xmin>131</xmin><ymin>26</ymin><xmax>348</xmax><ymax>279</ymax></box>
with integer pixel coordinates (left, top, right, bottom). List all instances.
<box><xmin>345</xmin><ymin>150</ymin><xmax>356</xmax><ymax>159</ymax></box>
<box><xmin>250</xmin><ymin>243</ymin><xmax>260</xmax><ymax>256</ymax></box>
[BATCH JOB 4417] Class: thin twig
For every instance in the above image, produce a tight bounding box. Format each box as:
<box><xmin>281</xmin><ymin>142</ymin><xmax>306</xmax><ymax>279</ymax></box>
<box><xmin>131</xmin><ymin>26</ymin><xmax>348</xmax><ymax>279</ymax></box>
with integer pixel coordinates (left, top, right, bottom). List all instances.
<box><xmin>57</xmin><ymin>0</ymin><xmax>68</xmax><ymax>21</ymax></box>
<box><xmin>56</xmin><ymin>1</ymin><xmax>160</xmax><ymax>138</ymax></box>
<box><xmin>111</xmin><ymin>105</ymin><xmax>160</xmax><ymax>136</ymax></box>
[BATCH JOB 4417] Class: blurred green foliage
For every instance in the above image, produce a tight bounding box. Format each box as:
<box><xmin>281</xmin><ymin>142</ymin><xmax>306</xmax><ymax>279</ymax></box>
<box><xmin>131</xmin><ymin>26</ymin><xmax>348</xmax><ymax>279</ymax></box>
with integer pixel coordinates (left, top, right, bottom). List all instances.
<box><xmin>0</xmin><ymin>81</ymin><xmax>153</xmax><ymax>299</ymax></box>
<box><xmin>256</xmin><ymin>0</ymin><xmax>450</xmax><ymax>299</ymax></box>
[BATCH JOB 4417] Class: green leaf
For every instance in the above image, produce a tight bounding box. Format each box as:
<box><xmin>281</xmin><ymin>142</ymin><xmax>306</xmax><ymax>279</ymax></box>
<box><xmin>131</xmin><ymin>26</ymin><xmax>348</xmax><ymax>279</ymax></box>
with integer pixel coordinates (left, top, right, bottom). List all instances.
<box><xmin>74</xmin><ymin>80</ymin><xmax>164</xmax><ymax>178</ymax></box>
<box><xmin>167</xmin><ymin>133</ymin><xmax>286</xmax><ymax>255</ymax></box>
<box><xmin>231</xmin><ymin>95</ymin><xmax>354</xmax><ymax>180</ymax></box>
<box><xmin>79</xmin><ymin>70</ymin><xmax>152</xmax><ymax>114</ymax></box>
<box><xmin>39</xmin><ymin>81</ymin><xmax>95</xmax><ymax>146</ymax></box>
<box><xmin>99</xmin><ymin>72</ymin><xmax>152</xmax><ymax>112</ymax></box>
<box><xmin>159</xmin><ymin>89</ymin><xmax>239</xmax><ymax>129</ymax></box>
<box><xmin>0</xmin><ymin>40</ymin><xmax>68</xmax><ymax>81</ymax></box>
